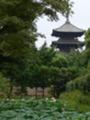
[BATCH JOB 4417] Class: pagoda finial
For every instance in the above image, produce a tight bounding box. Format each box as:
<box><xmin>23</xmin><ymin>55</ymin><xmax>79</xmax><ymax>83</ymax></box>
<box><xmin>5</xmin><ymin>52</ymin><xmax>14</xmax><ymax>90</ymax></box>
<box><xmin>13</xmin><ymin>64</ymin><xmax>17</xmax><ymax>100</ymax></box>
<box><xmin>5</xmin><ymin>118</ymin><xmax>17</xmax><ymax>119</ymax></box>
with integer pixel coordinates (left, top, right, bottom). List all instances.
<box><xmin>66</xmin><ymin>10</ymin><xmax>70</xmax><ymax>23</ymax></box>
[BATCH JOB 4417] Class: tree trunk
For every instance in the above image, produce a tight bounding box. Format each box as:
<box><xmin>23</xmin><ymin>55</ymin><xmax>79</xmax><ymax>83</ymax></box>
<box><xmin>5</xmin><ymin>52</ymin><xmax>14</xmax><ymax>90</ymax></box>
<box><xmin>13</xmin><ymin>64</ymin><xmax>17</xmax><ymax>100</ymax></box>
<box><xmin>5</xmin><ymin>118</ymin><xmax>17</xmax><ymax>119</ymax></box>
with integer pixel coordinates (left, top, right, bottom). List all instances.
<box><xmin>35</xmin><ymin>87</ymin><xmax>37</xmax><ymax>98</ymax></box>
<box><xmin>42</xmin><ymin>87</ymin><xmax>45</xmax><ymax>97</ymax></box>
<box><xmin>53</xmin><ymin>86</ymin><xmax>56</xmax><ymax>98</ymax></box>
<box><xmin>7</xmin><ymin>80</ymin><xmax>13</xmax><ymax>98</ymax></box>
<box><xmin>20</xmin><ymin>85</ymin><xmax>27</xmax><ymax>96</ymax></box>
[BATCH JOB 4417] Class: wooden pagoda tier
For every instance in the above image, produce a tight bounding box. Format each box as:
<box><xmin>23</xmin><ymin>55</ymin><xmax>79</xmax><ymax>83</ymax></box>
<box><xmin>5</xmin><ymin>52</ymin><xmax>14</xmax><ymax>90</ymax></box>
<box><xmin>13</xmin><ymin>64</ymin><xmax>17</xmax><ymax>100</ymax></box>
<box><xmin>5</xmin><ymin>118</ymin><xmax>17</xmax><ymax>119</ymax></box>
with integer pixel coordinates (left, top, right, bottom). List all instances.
<box><xmin>51</xmin><ymin>20</ymin><xmax>85</xmax><ymax>52</ymax></box>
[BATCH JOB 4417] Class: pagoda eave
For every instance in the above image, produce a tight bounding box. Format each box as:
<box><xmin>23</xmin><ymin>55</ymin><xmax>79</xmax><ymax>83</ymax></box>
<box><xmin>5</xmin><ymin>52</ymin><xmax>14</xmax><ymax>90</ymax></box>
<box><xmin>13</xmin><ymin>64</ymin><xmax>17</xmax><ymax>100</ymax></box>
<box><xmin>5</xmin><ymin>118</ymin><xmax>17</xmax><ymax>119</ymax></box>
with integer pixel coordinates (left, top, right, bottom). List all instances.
<box><xmin>52</xmin><ymin>30</ymin><xmax>84</xmax><ymax>37</ymax></box>
<box><xmin>52</xmin><ymin>41</ymin><xmax>84</xmax><ymax>47</ymax></box>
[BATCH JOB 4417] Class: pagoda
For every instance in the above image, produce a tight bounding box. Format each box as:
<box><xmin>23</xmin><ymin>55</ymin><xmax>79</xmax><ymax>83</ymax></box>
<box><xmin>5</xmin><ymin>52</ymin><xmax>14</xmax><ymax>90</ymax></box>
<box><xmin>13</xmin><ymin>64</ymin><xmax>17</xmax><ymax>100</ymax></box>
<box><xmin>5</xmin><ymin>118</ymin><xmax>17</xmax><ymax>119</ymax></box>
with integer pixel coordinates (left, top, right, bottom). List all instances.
<box><xmin>51</xmin><ymin>16</ymin><xmax>85</xmax><ymax>52</ymax></box>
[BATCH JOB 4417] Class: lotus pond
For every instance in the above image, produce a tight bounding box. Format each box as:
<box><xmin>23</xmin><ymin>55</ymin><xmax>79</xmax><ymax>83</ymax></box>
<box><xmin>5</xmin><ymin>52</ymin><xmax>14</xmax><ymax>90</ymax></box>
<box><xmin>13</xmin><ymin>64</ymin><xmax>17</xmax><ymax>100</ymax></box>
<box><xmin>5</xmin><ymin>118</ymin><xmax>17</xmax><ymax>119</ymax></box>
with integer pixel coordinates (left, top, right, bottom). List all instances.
<box><xmin>0</xmin><ymin>98</ymin><xmax>90</xmax><ymax>120</ymax></box>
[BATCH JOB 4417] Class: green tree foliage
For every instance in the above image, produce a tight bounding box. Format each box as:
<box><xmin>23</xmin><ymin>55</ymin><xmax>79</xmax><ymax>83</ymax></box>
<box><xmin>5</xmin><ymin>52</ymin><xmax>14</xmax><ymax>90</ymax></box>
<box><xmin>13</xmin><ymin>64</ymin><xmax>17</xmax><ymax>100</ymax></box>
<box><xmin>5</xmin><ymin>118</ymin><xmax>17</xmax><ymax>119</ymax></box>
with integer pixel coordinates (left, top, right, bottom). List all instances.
<box><xmin>26</xmin><ymin>45</ymin><xmax>55</xmax><ymax>97</ymax></box>
<box><xmin>36</xmin><ymin>46</ymin><xmax>83</xmax><ymax>98</ymax></box>
<box><xmin>0</xmin><ymin>73</ymin><xmax>10</xmax><ymax>97</ymax></box>
<box><xmin>85</xmin><ymin>28</ymin><xmax>90</xmax><ymax>49</ymax></box>
<box><xmin>49</xmin><ymin>51</ymin><xmax>81</xmax><ymax>98</ymax></box>
<box><xmin>38</xmin><ymin>43</ymin><xmax>56</xmax><ymax>65</ymax></box>
<box><xmin>83</xmin><ymin>28</ymin><xmax>90</xmax><ymax>65</ymax></box>
<box><xmin>66</xmin><ymin>29</ymin><xmax>90</xmax><ymax>95</ymax></box>
<box><xmin>0</xmin><ymin>0</ymin><xmax>72</xmax><ymax>96</ymax></box>
<box><xmin>0</xmin><ymin>0</ymin><xmax>72</xmax><ymax>58</ymax></box>
<box><xmin>52</xmin><ymin>52</ymin><xmax>68</xmax><ymax>68</ymax></box>
<box><xmin>67</xmin><ymin>62</ymin><xmax>90</xmax><ymax>94</ymax></box>
<box><xmin>0</xmin><ymin>0</ymin><xmax>73</xmax><ymax>60</ymax></box>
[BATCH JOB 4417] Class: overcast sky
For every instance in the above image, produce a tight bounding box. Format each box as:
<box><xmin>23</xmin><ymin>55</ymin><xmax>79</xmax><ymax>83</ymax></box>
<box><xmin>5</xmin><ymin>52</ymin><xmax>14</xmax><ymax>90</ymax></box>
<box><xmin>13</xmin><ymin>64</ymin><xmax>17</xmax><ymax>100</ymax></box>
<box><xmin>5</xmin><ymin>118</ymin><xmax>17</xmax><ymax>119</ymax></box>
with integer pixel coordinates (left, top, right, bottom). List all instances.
<box><xmin>36</xmin><ymin>0</ymin><xmax>90</xmax><ymax>48</ymax></box>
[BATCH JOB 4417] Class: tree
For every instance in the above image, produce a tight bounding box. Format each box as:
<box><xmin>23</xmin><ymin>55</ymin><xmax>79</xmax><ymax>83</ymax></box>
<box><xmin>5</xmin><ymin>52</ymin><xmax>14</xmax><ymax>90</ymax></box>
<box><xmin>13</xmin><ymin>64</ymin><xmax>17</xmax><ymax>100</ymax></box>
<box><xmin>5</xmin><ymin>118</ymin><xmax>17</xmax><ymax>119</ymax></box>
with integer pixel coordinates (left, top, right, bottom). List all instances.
<box><xmin>0</xmin><ymin>0</ymin><xmax>73</xmax><ymax>96</ymax></box>
<box><xmin>26</xmin><ymin>45</ymin><xmax>55</xmax><ymax>97</ymax></box>
<box><xmin>0</xmin><ymin>73</ymin><xmax>10</xmax><ymax>97</ymax></box>
<box><xmin>83</xmin><ymin>28</ymin><xmax>90</xmax><ymax>65</ymax></box>
<box><xmin>38</xmin><ymin>43</ymin><xmax>56</xmax><ymax>66</ymax></box>
<box><xmin>85</xmin><ymin>28</ymin><xmax>90</xmax><ymax>49</ymax></box>
<box><xmin>31</xmin><ymin>65</ymin><xmax>50</xmax><ymax>97</ymax></box>
<box><xmin>52</xmin><ymin>52</ymin><xmax>68</xmax><ymax>68</ymax></box>
<box><xmin>49</xmin><ymin>66</ymin><xmax>78</xmax><ymax>98</ymax></box>
<box><xmin>67</xmin><ymin>71</ymin><xmax>90</xmax><ymax>94</ymax></box>
<box><xmin>0</xmin><ymin>0</ymin><xmax>72</xmax><ymax>59</ymax></box>
<box><xmin>65</xmin><ymin>29</ymin><xmax>90</xmax><ymax>95</ymax></box>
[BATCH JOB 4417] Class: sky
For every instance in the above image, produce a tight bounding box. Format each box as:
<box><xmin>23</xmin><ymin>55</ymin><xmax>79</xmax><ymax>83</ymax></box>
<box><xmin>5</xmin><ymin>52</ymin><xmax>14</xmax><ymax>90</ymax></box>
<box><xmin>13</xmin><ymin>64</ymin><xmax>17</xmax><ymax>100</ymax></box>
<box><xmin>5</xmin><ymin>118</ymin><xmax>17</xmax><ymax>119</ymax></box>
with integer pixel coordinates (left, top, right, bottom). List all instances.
<box><xmin>36</xmin><ymin>0</ymin><xmax>90</xmax><ymax>48</ymax></box>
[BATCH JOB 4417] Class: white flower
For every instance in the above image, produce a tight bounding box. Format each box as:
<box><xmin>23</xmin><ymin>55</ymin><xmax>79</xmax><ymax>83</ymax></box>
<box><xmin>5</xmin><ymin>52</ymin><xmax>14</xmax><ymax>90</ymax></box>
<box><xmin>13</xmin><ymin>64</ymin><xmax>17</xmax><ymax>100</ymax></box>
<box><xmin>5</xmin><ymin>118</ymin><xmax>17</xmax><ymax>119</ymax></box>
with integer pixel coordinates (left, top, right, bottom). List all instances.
<box><xmin>51</xmin><ymin>97</ymin><xmax>56</xmax><ymax>102</ymax></box>
<box><xmin>21</xmin><ymin>98</ymin><xmax>25</xmax><ymax>101</ymax></box>
<box><xmin>11</xmin><ymin>99</ymin><xmax>15</xmax><ymax>101</ymax></box>
<box><xmin>6</xmin><ymin>98</ymin><xmax>10</xmax><ymax>101</ymax></box>
<box><xmin>45</xmin><ymin>98</ymin><xmax>49</xmax><ymax>101</ymax></box>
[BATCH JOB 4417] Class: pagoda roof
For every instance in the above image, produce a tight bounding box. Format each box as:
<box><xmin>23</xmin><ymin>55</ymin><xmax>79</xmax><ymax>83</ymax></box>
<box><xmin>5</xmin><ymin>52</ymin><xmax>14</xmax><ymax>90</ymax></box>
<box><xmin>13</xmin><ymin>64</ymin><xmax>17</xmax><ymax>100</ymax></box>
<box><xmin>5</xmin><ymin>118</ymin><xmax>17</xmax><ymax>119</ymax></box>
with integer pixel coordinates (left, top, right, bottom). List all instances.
<box><xmin>52</xmin><ymin>40</ymin><xmax>84</xmax><ymax>46</ymax></box>
<box><xmin>52</xmin><ymin>21</ymin><xmax>85</xmax><ymax>37</ymax></box>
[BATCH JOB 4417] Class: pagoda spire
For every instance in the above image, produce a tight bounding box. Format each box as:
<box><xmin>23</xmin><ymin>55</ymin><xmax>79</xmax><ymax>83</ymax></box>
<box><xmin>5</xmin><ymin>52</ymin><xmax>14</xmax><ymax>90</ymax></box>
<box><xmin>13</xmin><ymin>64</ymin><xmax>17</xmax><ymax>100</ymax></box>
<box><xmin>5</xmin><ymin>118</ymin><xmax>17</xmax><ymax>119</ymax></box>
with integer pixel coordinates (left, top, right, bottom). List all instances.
<box><xmin>66</xmin><ymin>10</ymin><xmax>70</xmax><ymax>23</ymax></box>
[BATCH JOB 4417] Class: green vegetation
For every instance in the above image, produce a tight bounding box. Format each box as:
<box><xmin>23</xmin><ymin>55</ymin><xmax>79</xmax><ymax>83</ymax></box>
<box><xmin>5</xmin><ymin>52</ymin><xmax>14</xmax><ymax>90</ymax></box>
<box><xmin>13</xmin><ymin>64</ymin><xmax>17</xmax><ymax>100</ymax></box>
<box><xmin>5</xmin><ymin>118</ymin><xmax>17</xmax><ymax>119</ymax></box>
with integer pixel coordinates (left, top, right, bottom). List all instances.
<box><xmin>0</xmin><ymin>98</ymin><xmax>90</xmax><ymax>120</ymax></box>
<box><xmin>0</xmin><ymin>0</ymin><xmax>90</xmax><ymax>117</ymax></box>
<box><xmin>0</xmin><ymin>0</ymin><xmax>72</xmax><ymax>96</ymax></box>
<box><xmin>0</xmin><ymin>73</ymin><xmax>10</xmax><ymax>97</ymax></box>
<box><xmin>60</xmin><ymin>90</ymin><xmax>90</xmax><ymax>112</ymax></box>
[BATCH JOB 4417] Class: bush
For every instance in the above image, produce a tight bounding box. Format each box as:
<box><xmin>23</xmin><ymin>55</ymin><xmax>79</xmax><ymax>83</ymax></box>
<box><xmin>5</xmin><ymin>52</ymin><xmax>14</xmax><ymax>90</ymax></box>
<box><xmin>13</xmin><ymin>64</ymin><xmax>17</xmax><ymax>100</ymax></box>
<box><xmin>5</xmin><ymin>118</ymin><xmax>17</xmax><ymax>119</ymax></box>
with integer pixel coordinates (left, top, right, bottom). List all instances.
<box><xmin>0</xmin><ymin>73</ymin><xmax>10</xmax><ymax>98</ymax></box>
<box><xmin>59</xmin><ymin>90</ymin><xmax>90</xmax><ymax>112</ymax></box>
<box><xmin>66</xmin><ymin>73</ymin><xmax>90</xmax><ymax>94</ymax></box>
